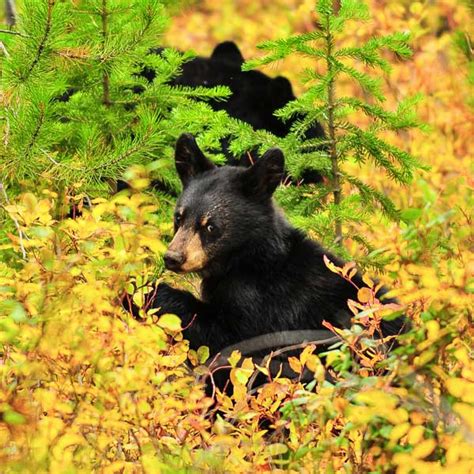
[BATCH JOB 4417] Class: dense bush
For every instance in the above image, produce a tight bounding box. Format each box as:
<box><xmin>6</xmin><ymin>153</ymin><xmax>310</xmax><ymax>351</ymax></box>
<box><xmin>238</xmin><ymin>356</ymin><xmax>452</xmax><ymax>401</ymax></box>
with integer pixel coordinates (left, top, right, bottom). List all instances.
<box><xmin>0</xmin><ymin>181</ymin><xmax>472</xmax><ymax>472</ymax></box>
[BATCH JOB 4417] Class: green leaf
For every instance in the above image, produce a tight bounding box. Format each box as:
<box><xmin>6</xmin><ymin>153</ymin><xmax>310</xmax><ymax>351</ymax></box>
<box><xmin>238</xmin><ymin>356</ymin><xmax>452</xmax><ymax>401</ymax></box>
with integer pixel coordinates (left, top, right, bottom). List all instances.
<box><xmin>401</xmin><ymin>208</ymin><xmax>422</xmax><ymax>224</ymax></box>
<box><xmin>197</xmin><ymin>346</ymin><xmax>210</xmax><ymax>364</ymax></box>
<box><xmin>3</xmin><ymin>410</ymin><xmax>26</xmax><ymax>425</ymax></box>
<box><xmin>1</xmin><ymin>300</ymin><xmax>28</xmax><ymax>323</ymax></box>
<box><xmin>157</xmin><ymin>314</ymin><xmax>182</xmax><ymax>332</ymax></box>
<box><xmin>268</xmin><ymin>443</ymin><xmax>289</xmax><ymax>456</ymax></box>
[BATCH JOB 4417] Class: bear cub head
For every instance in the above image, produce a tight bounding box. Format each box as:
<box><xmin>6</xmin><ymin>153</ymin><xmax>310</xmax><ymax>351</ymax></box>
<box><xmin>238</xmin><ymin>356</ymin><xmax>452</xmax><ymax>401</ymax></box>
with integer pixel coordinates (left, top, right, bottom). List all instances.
<box><xmin>164</xmin><ymin>133</ymin><xmax>285</xmax><ymax>274</ymax></box>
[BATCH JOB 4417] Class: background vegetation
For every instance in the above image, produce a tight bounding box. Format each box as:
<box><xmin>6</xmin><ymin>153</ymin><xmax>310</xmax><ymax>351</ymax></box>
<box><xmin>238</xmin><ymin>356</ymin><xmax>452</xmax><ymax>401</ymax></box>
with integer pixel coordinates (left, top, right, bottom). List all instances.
<box><xmin>0</xmin><ymin>0</ymin><xmax>472</xmax><ymax>472</ymax></box>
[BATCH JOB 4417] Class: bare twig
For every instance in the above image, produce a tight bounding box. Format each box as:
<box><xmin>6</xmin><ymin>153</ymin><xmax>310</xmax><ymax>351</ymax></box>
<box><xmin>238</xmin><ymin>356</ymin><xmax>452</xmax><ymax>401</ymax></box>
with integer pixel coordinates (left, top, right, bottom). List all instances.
<box><xmin>0</xmin><ymin>41</ymin><xmax>10</xmax><ymax>58</ymax></box>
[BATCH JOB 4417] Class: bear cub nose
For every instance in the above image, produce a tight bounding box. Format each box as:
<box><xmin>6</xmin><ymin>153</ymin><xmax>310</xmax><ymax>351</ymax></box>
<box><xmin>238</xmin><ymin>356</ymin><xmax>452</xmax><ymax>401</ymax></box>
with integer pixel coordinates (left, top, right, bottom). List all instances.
<box><xmin>164</xmin><ymin>251</ymin><xmax>185</xmax><ymax>270</ymax></box>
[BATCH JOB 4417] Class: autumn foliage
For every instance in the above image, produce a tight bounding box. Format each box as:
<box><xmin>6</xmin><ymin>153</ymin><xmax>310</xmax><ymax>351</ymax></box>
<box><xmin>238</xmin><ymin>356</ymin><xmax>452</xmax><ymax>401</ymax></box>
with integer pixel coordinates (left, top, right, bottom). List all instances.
<box><xmin>0</xmin><ymin>0</ymin><xmax>473</xmax><ymax>473</ymax></box>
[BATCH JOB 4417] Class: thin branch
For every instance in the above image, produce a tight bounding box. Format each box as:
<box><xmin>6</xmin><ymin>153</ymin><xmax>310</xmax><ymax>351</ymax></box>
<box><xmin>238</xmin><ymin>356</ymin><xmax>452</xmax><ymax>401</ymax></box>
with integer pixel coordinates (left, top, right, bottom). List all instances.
<box><xmin>100</xmin><ymin>0</ymin><xmax>111</xmax><ymax>107</ymax></box>
<box><xmin>2</xmin><ymin>108</ymin><xmax>10</xmax><ymax>145</ymax></box>
<box><xmin>23</xmin><ymin>0</ymin><xmax>55</xmax><ymax>81</ymax></box>
<box><xmin>24</xmin><ymin>104</ymin><xmax>45</xmax><ymax>160</ymax></box>
<box><xmin>0</xmin><ymin>29</ymin><xmax>27</xmax><ymax>37</ymax></box>
<box><xmin>325</xmin><ymin>14</ymin><xmax>343</xmax><ymax>245</ymax></box>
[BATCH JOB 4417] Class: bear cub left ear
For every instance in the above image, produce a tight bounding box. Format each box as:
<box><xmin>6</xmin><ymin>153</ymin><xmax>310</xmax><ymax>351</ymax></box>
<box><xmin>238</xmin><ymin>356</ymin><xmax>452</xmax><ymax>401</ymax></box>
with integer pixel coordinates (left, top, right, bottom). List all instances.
<box><xmin>175</xmin><ymin>133</ymin><xmax>216</xmax><ymax>187</ymax></box>
<box><xmin>242</xmin><ymin>148</ymin><xmax>285</xmax><ymax>200</ymax></box>
<box><xmin>211</xmin><ymin>41</ymin><xmax>244</xmax><ymax>66</ymax></box>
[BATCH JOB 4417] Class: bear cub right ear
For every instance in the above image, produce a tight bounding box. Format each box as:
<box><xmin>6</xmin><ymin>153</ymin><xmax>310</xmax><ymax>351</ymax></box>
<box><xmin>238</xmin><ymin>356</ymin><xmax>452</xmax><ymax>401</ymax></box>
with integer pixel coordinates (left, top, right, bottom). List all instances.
<box><xmin>242</xmin><ymin>148</ymin><xmax>285</xmax><ymax>200</ymax></box>
<box><xmin>175</xmin><ymin>134</ymin><xmax>216</xmax><ymax>187</ymax></box>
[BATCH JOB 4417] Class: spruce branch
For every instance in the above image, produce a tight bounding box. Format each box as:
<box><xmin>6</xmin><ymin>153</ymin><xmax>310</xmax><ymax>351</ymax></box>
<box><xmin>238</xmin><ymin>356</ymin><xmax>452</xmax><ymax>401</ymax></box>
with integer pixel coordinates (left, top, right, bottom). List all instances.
<box><xmin>22</xmin><ymin>0</ymin><xmax>55</xmax><ymax>81</ymax></box>
<box><xmin>24</xmin><ymin>103</ymin><xmax>45</xmax><ymax>161</ymax></box>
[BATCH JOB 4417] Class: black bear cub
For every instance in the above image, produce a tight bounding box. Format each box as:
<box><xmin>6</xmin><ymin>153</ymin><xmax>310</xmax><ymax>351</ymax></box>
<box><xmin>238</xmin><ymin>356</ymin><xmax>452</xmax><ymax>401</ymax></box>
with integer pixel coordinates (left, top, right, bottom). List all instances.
<box><xmin>151</xmin><ymin>134</ymin><xmax>407</xmax><ymax>356</ymax></box>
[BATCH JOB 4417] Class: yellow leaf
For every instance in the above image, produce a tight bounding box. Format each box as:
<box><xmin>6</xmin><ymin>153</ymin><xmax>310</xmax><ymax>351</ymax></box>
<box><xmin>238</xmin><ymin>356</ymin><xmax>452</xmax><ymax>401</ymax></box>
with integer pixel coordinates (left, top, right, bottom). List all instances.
<box><xmin>357</xmin><ymin>287</ymin><xmax>372</xmax><ymax>304</ymax></box>
<box><xmin>407</xmin><ymin>426</ymin><xmax>425</xmax><ymax>445</ymax></box>
<box><xmin>414</xmin><ymin>349</ymin><xmax>436</xmax><ymax>367</ymax></box>
<box><xmin>362</xmin><ymin>274</ymin><xmax>374</xmax><ymax>288</ymax></box>
<box><xmin>453</xmin><ymin>403</ymin><xmax>474</xmax><ymax>432</ymax></box>
<box><xmin>355</xmin><ymin>390</ymin><xmax>398</xmax><ymax>410</ymax></box>
<box><xmin>288</xmin><ymin>356</ymin><xmax>302</xmax><ymax>374</ymax></box>
<box><xmin>306</xmin><ymin>354</ymin><xmax>323</xmax><ymax>378</ymax></box>
<box><xmin>453</xmin><ymin>347</ymin><xmax>471</xmax><ymax>366</ymax></box>
<box><xmin>412</xmin><ymin>439</ymin><xmax>436</xmax><ymax>459</ymax></box>
<box><xmin>228</xmin><ymin>350</ymin><xmax>241</xmax><ymax>367</ymax></box>
<box><xmin>139</xmin><ymin>235</ymin><xmax>166</xmax><ymax>254</ymax></box>
<box><xmin>300</xmin><ymin>344</ymin><xmax>315</xmax><ymax>366</ymax></box>
<box><xmin>342</xmin><ymin>261</ymin><xmax>356</xmax><ymax>277</ymax></box>
<box><xmin>255</xmin><ymin>364</ymin><xmax>269</xmax><ymax>376</ymax></box>
<box><xmin>426</xmin><ymin>320</ymin><xmax>440</xmax><ymax>341</ymax></box>
<box><xmin>323</xmin><ymin>255</ymin><xmax>342</xmax><ymax>275</ymax></box>
<box><xmin>102</xmin><ymin>461</ymin><xmax>130</xmax><ymax>474</ymax></box>
<box><xmin>420</xmin><ymin>268</ymin><xmax>439</xmax><ymax>289</ymax></box>
<box><xmin>409</xmin><ymin>2</ymin><xmax>423</xmax><ymax>15</ymax></box>
<box><xmin>232</xmin><ymin>367</ymin><xmax>252</xmax><ymax>385</ymax></box>
<box><xmin>197</xmin><ymin>345</ymin><xmax>209</xmax><ymax>364</ymax></box>
<box><xmin>446</xmin><ymin>378</ymin><xmax>474</xmax><ymax>403</ymax></box>
<box><xmin>390</xmin><ymin>422</ymin><xmax>410</xmax><ymax>443</ymax></box>
<box><xmin>242</xmin><ymin>357</ymin><xmax>254</xmax><ymax>371</ymax></box>
<box><xmin>410</xmin><ymin>412</ymin><xmax>426</xmax><ymax>425</ymax></box>
<box><xmin>23</xmin><ymin>193</ymin><xmax>38</xmax><ymax>215</ymax></box>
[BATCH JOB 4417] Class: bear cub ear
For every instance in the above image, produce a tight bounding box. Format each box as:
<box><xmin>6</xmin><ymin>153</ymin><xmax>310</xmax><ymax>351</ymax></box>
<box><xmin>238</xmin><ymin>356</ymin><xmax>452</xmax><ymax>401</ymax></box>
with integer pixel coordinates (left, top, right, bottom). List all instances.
<box><xmin>211</xmin><ymin>41</ymin><xmax>244</xmax><ymax>66</ymax></box>
<box><xmin>242</xmin><ymin>148</ymin><xmax>285</xmax><ymax>200</ymax></box>
<box><xmin>269</xmin><ymin>76</ymin><xmax>295</xmax><ymax>110</ymax></box>
<box><xmin>175</xmin><ymin>133</ymin><xmax>216</xmax><ymax>187</ymax></box>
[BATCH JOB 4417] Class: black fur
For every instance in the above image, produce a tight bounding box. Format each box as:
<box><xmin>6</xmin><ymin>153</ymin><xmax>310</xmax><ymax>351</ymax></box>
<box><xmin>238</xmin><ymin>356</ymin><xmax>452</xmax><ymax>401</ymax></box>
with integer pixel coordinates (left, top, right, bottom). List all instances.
<box><xmin>148</xmin><ymin>134</ymin><xmax>407</xmax><ymax>356</ymax></box>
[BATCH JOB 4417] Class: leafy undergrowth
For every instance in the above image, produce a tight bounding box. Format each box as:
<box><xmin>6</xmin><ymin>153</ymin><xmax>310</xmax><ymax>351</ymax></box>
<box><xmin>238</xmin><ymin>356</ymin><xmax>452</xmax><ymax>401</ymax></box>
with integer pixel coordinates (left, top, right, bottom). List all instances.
<box><xmin>0</xmin><ymin>186</ymin><xmax>472</xmax><ymax>473</ymax></box>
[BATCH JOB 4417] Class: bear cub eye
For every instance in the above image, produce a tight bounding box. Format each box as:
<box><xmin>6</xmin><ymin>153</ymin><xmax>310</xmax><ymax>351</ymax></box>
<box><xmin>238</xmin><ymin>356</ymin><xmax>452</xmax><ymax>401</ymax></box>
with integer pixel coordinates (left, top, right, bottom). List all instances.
<box><xmin>205</xmin><ymin>224</ymin><xmax>215</xmax><ymax>233</ymax></box>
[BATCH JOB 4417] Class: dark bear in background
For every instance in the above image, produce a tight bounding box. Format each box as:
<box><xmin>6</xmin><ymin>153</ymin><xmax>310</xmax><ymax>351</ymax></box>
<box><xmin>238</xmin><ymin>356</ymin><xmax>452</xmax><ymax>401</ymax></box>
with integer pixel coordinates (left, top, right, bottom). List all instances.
<box><xmin>57</xmin><ymin>41</ymin><xmax>326</xmax><ymax>196</ymax></box>
<box><xmin>141</xmin><ymin>41</ymin><xmax>325</xmax><ymax>184</ymax></box>
<box><xmin>147</xmin><ymin>134</ymin><xmax>407</xmax><ymax>361</ymax></box>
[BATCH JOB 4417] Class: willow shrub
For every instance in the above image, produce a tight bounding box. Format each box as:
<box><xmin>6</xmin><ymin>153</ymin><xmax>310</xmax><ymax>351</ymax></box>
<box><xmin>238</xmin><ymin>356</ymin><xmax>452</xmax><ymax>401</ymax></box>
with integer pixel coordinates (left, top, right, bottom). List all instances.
<box><xmin>0</xmin><ymin>184</ymin><xmax>472</xmax><ymax>472</ymax></box>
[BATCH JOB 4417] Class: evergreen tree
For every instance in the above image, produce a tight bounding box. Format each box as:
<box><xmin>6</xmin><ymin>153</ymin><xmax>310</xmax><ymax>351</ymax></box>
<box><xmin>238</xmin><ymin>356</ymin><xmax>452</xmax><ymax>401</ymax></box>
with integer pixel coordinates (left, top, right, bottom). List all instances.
<box><xmin>0</xmin><ymin>0</ymin><xmax>231</xmax><ymax>197</ymax></box>
<box><xmin>244</xmin><ymin>0</ymin><xmax>425</xmax><ymax>257</ymax></box>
